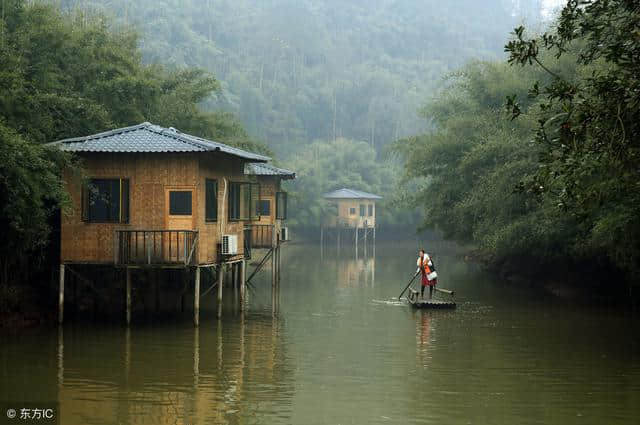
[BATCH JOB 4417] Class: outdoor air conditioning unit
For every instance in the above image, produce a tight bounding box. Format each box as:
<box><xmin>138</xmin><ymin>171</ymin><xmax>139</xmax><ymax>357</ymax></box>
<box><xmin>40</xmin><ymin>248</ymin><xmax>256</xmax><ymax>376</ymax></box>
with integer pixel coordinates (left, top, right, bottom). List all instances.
<box><xmin>280</xmin><ymin>227</ymin><xmax>290</xmax><ymax>242</ymax></box>
<box><xmin>221</xmin><ymin>234</ymin><xmax>238</xmax><ymax>255</ymax></box>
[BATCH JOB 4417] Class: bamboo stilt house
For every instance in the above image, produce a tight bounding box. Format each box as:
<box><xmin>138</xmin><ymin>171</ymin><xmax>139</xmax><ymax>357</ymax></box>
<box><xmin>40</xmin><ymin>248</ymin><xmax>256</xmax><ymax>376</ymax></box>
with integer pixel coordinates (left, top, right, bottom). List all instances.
<box><xmin>323</xmin><ymin>188</ymin><xmax>382</xmax><ymax>229</ymax></box>
<box><xmin>49</xmin><ymin>122</ymin><xmax>289</xmax><ymax>267</ymax></box>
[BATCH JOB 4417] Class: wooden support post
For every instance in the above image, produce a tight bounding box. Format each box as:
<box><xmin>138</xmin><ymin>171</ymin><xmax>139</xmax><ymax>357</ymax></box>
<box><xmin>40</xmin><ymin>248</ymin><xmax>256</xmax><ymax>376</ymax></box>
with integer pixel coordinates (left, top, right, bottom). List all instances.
<box><xmin>355</xmin><ymin>223</ymin><xmax>358</xmax><ymax>259</ymax></box>
<box><xmin>240</xmin><ymin>259</ymin><xmax>246</xmax><ymax>307</ymax></box>
<box><xmin>58</xmin><ymin>264</ymin><xmax>65</xmax><ymax>325</ymax></box>
<box><xmin>277</xmin><ymin>245</ymin><xmax>281</xmax><ymax>284</ymax></box>
<box><xmin>373</xmin><ymin>226</ymin><xmax>376</xmax><ymax>257</ymax></box>
<box><xmin>232</xmin><ymin>263</ymin><xmax>238</xmax><ymax>300</ymax></box>
<box><xmin>126</xmin><ymin>268</ymin><xmax>132</xmax><ymax>326</ymax></box>
<box><xmin>194</xmin><ymin>266</ymin><xmax>200</xmax><ymax>327</ymax></box>
<box><xmin>364</xmin><ymin>225</ymin><xmax>368</xmax><ymax>257</ymax></box>
<box><xmin>320</xmin><ymin>226</ymin><xmax>324</xmax><ymax>257</ymax></box>
<box><xmin>217</xmin><ymin>264</ymin><xmax>224</xmax><ymax>302</ymax></box>
<box><xmin>337</xmin><ymin>228</ymin><xmax>341</xmax><ymax>253</ymax></box>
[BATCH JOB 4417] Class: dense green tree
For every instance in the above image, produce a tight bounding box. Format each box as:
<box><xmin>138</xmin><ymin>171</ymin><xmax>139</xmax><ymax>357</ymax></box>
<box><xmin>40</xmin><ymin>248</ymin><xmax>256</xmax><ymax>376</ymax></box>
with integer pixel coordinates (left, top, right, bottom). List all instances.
<box><xmin>59</xmin><ymin>0</ymin><xmax>543</xmax><ymax>154</ymax></box>
<box><xmin>286</xmin><ymin>138</ymin><xmax>418</xmax><ymax>231</ymax></box>
<box><xmin>0</xmin><ymin>0</ymin><xmax>264</xmax><ymax>290</ymax></box>
<box><xmin>505</xmin><ymin>0</ymin><xmax>640</xmax><ymax>281</ymax></box>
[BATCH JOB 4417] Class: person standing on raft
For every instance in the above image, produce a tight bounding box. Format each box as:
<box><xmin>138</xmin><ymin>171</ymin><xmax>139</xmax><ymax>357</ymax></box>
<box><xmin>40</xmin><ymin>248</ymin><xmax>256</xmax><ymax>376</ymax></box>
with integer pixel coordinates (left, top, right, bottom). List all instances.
<box><xmin>416</xmin><ymin>249</ymin><xmax>438</xmax><ymax>299</ymax></box>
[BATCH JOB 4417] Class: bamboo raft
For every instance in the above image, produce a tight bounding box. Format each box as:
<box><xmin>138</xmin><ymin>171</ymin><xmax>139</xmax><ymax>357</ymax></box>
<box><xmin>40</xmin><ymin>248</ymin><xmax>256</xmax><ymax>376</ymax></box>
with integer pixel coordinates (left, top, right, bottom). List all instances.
<box><xmin>407</xmin><ymin>287</ymin><xmax>456</xmax><ymax>309</ymax></box>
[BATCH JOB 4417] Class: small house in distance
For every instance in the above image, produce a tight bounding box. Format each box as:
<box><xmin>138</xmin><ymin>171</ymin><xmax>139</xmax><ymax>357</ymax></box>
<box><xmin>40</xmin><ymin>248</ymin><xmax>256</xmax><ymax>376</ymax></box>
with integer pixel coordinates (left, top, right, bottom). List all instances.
<box><xmin>49</xmin><ymin>122</ymin><xmax>293</xmax><ymax>326</ymax></box>
<box><xmin>322</xmin><ymin>188</ymin><xmax>382</xmax><ymax>255</ymax></box>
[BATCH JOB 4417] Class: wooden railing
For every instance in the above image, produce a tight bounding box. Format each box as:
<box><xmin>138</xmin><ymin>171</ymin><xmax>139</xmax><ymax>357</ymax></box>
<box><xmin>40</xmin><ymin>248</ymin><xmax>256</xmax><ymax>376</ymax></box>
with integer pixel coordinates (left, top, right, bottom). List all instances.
<box><xmin>115</xmin><ymin>230</ymin><xmax>198</xmax><ymax>267</ymax></box>
<box><xmin>247</xmin><ymin>224</ymin><xmax>275</xmax><ymax>249</ymax></box>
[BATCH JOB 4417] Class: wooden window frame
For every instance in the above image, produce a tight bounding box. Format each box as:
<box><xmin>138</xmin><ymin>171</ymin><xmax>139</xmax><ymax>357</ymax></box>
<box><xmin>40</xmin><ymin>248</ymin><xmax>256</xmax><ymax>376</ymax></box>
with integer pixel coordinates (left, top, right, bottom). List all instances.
<box><xmin>82</xmin><ymin>178</ymin><xmax>130</xmax><ymax>223</ymax></box>
<box><xmin>359</xmin><ymin>204</ymin><xmax>366</xmax><ymax>217</ymax></box>
<box><xmin>228</xmin><ymin>182</ymin><xmax>260</xmax><ymax>221</ymax></box>
<box><xmin>368</xmin><ymin>204</ymin><xmax>374</xmax><ymax>217</ymax></box>
<box><xmin>205</xmin><ymin>179</ymin><xmax>218</xmax><ymax>222</ymax></box>
<box><xmin>259</xmin><ymin>199</ymin><xmax>271</xmax><ymax>217</ymax></box>
<box><xmin>276</xmin><ymin>191</ymin><xmax>287</xmax><ymax>220</ymax></box>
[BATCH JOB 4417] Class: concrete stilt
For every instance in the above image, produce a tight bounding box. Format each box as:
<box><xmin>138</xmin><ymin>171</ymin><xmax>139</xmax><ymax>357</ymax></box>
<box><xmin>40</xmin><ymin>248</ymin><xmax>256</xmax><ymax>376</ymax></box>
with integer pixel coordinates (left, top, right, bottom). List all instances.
<box><xmin>58</xmin><ymin>264</ymin><xmax>65</xmax><ymax>324</ymax></box>
<box><xmin>194</xmin><ymin>266</ymin><xmax>200</xmax><ymax>327</ymax></box>
<box><xmin>126</xmin><ymin>268</ymin><xmax>132</xmax><ymax>325</ymax></box>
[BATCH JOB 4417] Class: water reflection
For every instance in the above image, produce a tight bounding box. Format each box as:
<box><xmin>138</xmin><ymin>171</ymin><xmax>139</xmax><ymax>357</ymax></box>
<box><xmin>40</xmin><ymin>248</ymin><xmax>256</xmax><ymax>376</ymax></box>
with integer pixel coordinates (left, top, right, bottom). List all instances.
<box><xmin>3</xmin><ymin>242</ymin><xmax>640</xmax><ymax>425</ymax></box>
<box><xmin>54</xmin><ymin>312</ymin><xmax>293</xmax><ymax>424</ymax></box>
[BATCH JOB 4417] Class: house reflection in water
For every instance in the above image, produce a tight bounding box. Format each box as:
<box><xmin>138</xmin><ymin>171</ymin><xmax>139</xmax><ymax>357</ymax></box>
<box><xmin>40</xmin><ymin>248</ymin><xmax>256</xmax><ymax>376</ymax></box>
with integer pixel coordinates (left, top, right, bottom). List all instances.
<box><xmin>55</xmin><ymin>314</ymin><xmax>293</xmax><ymax>424</ymax></box>
<box><xmin>335</xmin><ymin>255</ymin><xmax>376</xmax><ymax>288</ymax></box>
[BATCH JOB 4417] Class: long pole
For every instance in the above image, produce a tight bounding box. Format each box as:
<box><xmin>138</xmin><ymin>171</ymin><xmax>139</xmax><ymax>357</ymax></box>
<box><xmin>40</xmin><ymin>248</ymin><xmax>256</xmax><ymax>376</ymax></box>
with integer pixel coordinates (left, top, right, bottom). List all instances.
<box><xmin>398</xmin><ymin>272</ymin><xmax>420</xmax><ymax>301</ymax></box>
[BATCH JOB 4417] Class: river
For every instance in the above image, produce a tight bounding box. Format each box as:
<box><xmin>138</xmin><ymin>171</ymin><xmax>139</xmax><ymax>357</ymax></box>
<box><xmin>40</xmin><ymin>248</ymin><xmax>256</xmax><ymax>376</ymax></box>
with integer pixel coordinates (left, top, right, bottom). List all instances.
<box><xmin>1</xmin><ymin>241</ymin><xmax>639</xmax><ymax>424</ymax></box>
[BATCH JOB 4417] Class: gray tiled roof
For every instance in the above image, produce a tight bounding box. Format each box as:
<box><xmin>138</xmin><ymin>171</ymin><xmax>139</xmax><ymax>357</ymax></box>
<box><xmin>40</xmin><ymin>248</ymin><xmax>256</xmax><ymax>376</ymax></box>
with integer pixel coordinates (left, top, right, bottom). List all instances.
<box><xmin>47</xmin><ymin>122</ymin><xmax>270</xmax><ymax>161</ymax></box>
<box><xmin>245</xmin><ymin>163</ymin><xmax>296</xmax><ymax>179</ymax></box>
<box><xmin>323</xmin><ymin>188</ymin><xmax>382</xmax><ymax>200</ymax></box>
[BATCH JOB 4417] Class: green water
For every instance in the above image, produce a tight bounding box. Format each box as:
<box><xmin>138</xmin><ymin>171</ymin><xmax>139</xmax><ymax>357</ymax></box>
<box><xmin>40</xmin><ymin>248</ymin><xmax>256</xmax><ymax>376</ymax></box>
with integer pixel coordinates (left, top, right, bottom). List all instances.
<box><xmin>1</xmin><ymin>241</ymin><xmax>639</xmax><ymax>424</ymax></box>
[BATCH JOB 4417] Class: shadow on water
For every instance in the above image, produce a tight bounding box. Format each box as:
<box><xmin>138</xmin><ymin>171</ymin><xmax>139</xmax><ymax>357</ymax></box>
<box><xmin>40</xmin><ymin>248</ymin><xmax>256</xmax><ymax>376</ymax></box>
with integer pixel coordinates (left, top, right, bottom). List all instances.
<box><xmin>1</xmin><ymin>241</ymin><xmax>639</xmax><ymax>424</ymax></box>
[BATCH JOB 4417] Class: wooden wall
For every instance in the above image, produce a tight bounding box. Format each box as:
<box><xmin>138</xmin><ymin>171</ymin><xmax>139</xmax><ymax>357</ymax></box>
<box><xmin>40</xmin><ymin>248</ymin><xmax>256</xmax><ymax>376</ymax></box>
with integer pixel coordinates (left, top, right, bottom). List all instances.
<box><xmin>61</xmin><ymin>152</ymin><xmax>256</xmax><ymax>265</ymax></box>
<box><xmin>197</xmin><ymin>153</ymin><xmax>253</xmax><ymax>264</ymax></box>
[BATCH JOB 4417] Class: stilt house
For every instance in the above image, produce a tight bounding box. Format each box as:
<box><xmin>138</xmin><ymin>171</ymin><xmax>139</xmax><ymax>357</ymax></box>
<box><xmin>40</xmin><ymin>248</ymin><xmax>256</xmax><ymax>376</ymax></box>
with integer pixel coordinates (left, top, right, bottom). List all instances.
<box><xmin>48</xmin><ymin>122</ymin><xmax>293</xmax><ymax>325</ymax></box>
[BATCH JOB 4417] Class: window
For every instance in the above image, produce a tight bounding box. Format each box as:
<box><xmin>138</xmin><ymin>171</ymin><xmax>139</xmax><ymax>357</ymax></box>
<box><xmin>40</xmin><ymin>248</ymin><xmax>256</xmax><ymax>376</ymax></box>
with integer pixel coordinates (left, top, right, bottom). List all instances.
<box><xmin>276</xmin><ymin>191</ymin><xmax>287</xmax><ymax>220</ymax></box>
<box><xmin>349</xmin><ymin>207</ymin><xmax>356</xmax><ymax>215</ymax></box>
<box><xmin>368</xmin><ymin>204</ymin><xmax>374</xmax><ymax>217</ymax></box>
<box><xmin>229</xmin><ymin>182</ymin><xmax>260</xmax><ymax>220</ymax></box>
<box><xmin>259</xmin><ymin>200</ymin><xmax>271</xmax><ymax>216</ymax></box>
<box><xmin>82</xmin><ymin>178</ymin><xmax>129</xmax><ymax>223</ymax></box>
<box><xmin>169</xmin><ymin>191</ymin><xmax>192</xmax><ymax>215</ymax></box>
<box><xmin>205</xmin><ymin>179</ymin><xmax>218</xmax><ymax>222</ymax></box>
<box><xmin>359</xmin><ymin>204</ymin><xmax>366</xmax><ymax>217</ymax></box>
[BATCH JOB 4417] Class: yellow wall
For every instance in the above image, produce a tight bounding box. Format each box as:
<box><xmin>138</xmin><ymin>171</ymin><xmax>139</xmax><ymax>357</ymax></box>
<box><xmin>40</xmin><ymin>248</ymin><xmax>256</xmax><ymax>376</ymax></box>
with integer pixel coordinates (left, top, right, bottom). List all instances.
<box><xmin>326</xmin><ymin>199</ymin><xmax>376</xmax><ymax>228</ymax></box>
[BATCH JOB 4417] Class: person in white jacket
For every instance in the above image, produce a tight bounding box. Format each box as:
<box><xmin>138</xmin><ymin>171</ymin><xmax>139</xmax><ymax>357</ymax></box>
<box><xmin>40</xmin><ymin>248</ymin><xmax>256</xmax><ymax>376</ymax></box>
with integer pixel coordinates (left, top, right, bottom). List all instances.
<box><xmin>416</xmin><ymin>249</ymin><xmax>438</xmax><ymax>299</ymax></box>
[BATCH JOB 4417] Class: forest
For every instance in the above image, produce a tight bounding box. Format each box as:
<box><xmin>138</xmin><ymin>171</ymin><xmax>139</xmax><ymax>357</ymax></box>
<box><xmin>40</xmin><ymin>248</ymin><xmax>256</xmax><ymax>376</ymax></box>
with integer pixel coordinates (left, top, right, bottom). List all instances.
<box><xmin>1</xmin><ymin>0</ymin><xmax>638</xmax><ymax>315</ymax></box>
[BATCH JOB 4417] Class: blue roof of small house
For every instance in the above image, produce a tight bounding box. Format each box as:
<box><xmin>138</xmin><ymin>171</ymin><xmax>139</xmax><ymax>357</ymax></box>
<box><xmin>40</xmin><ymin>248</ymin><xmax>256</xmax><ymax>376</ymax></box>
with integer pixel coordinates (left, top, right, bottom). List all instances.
<box><xmin>47</xmin><ymin>122</ymin><xmax>270</xmax><ymax>161</ymax></box>
<box><xmin>323</xmin><ymin>188</ymin><xmax>382</xmax><ymax>200</ymax></box>
<box><xmin>245</xmin><ymin>163</ymin><xmax>296</xmax><ymax>179</ymax></box>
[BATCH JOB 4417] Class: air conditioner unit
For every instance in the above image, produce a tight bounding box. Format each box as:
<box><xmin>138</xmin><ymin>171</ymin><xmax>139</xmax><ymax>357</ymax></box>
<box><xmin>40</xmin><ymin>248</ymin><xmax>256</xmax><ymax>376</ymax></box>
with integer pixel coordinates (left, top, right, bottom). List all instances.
<box><xmin>221</xmin><ymin>234</ymin><xmax>238</xmax><ymax>255</ymax></box>
<box><xmin>280</xmin><ymin>227</ymin><xmax>290</xmax><ymax>242</ymax></box>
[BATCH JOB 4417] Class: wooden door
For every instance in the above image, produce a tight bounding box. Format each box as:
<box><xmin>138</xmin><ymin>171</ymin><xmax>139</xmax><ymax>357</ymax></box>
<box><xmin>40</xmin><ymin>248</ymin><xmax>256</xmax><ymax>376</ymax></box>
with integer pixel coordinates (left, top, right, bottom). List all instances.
<box><xmin>164</xmin><ymin>187</ymin><xmax>196</xmax><ymax>263</ymax></box>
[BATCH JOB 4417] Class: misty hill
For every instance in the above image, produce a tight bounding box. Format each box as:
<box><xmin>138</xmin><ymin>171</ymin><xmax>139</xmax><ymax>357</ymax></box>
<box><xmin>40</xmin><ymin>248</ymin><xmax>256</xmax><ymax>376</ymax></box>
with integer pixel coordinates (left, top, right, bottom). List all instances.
<box><xmin>61</xmin><ymin>0</ymin><xmax>546</xmax><ymax>153</ymax></box>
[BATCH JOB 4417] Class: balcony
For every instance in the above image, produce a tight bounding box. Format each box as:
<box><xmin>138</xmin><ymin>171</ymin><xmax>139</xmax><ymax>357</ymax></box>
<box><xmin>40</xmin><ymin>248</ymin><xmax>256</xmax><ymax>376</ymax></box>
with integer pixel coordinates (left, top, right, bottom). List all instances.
<box><xmin>115</xmin><ymin>230</ymin><xmax>198</xmax><ymax>267</ymax></box>
<box><xmin>245</xmin><ymin>224</ymin><xmax>276</xmax><ymax>249</ymax></box>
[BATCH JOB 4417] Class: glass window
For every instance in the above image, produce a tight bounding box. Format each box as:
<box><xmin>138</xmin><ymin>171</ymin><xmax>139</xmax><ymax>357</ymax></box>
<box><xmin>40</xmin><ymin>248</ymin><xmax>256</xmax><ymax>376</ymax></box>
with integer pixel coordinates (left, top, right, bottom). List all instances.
<box><xmin>83</xmin><ymin>178</ymin><xmax>129</xmax><ymax>223</ymax></box>
<box><xmin>359</xmin><ymin>204</ymin><xmax>366</xmax><ymax>217</ymax></box>
<box><xmin>169</xmin><ymin>191</ymin><xmax>192</xmax><ymax>215</ymax></box>
<box><xmin>276</xmin><ymin>192</ymin><xmax>287</xmax><ymax>220</ymax></box>
<box><xmin>368</xmin><ymin>204</ymin><xmax>373</xmax><ymax>216</ymax></box>
<box><xmin>349</xmin><ymin>207</ymin><xmax>356</xmax><ymax>215</ymax></box>
<box><xmin>205</xmin><ymin>179</ymin><xmax>217</xmax><ymax>222</ymax></box>
<box><xmin>229</xmin><ymin>182</ymin><xmax>260</xmax><ymax>220</ymax></box>
<box><xmin>260</xmin><ymin>200</ymin><xmax>271</xmax><ymax>216</ymax></box>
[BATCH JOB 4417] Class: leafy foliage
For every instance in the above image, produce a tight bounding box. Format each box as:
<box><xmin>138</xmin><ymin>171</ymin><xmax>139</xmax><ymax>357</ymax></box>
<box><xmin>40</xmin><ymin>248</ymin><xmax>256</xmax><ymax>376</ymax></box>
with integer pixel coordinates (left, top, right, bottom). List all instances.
<box><xmin>0</xmin><ymin>1</ymin><xmax>265</xmax><ymax>287</ymax></box>
<box><xmin>286</xmin><ymin>138</ymin><xmax>418</xmax><ymax>230</ymax></box>
<box><xmin>59</xmin><ymin>0</ymin><xmax>539</xmax><ymax>154</ymax></box>
<box><xmin>505</xmin><ymin>0</ymin><xmax>640</xmax><ymax>277</ymax></box>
